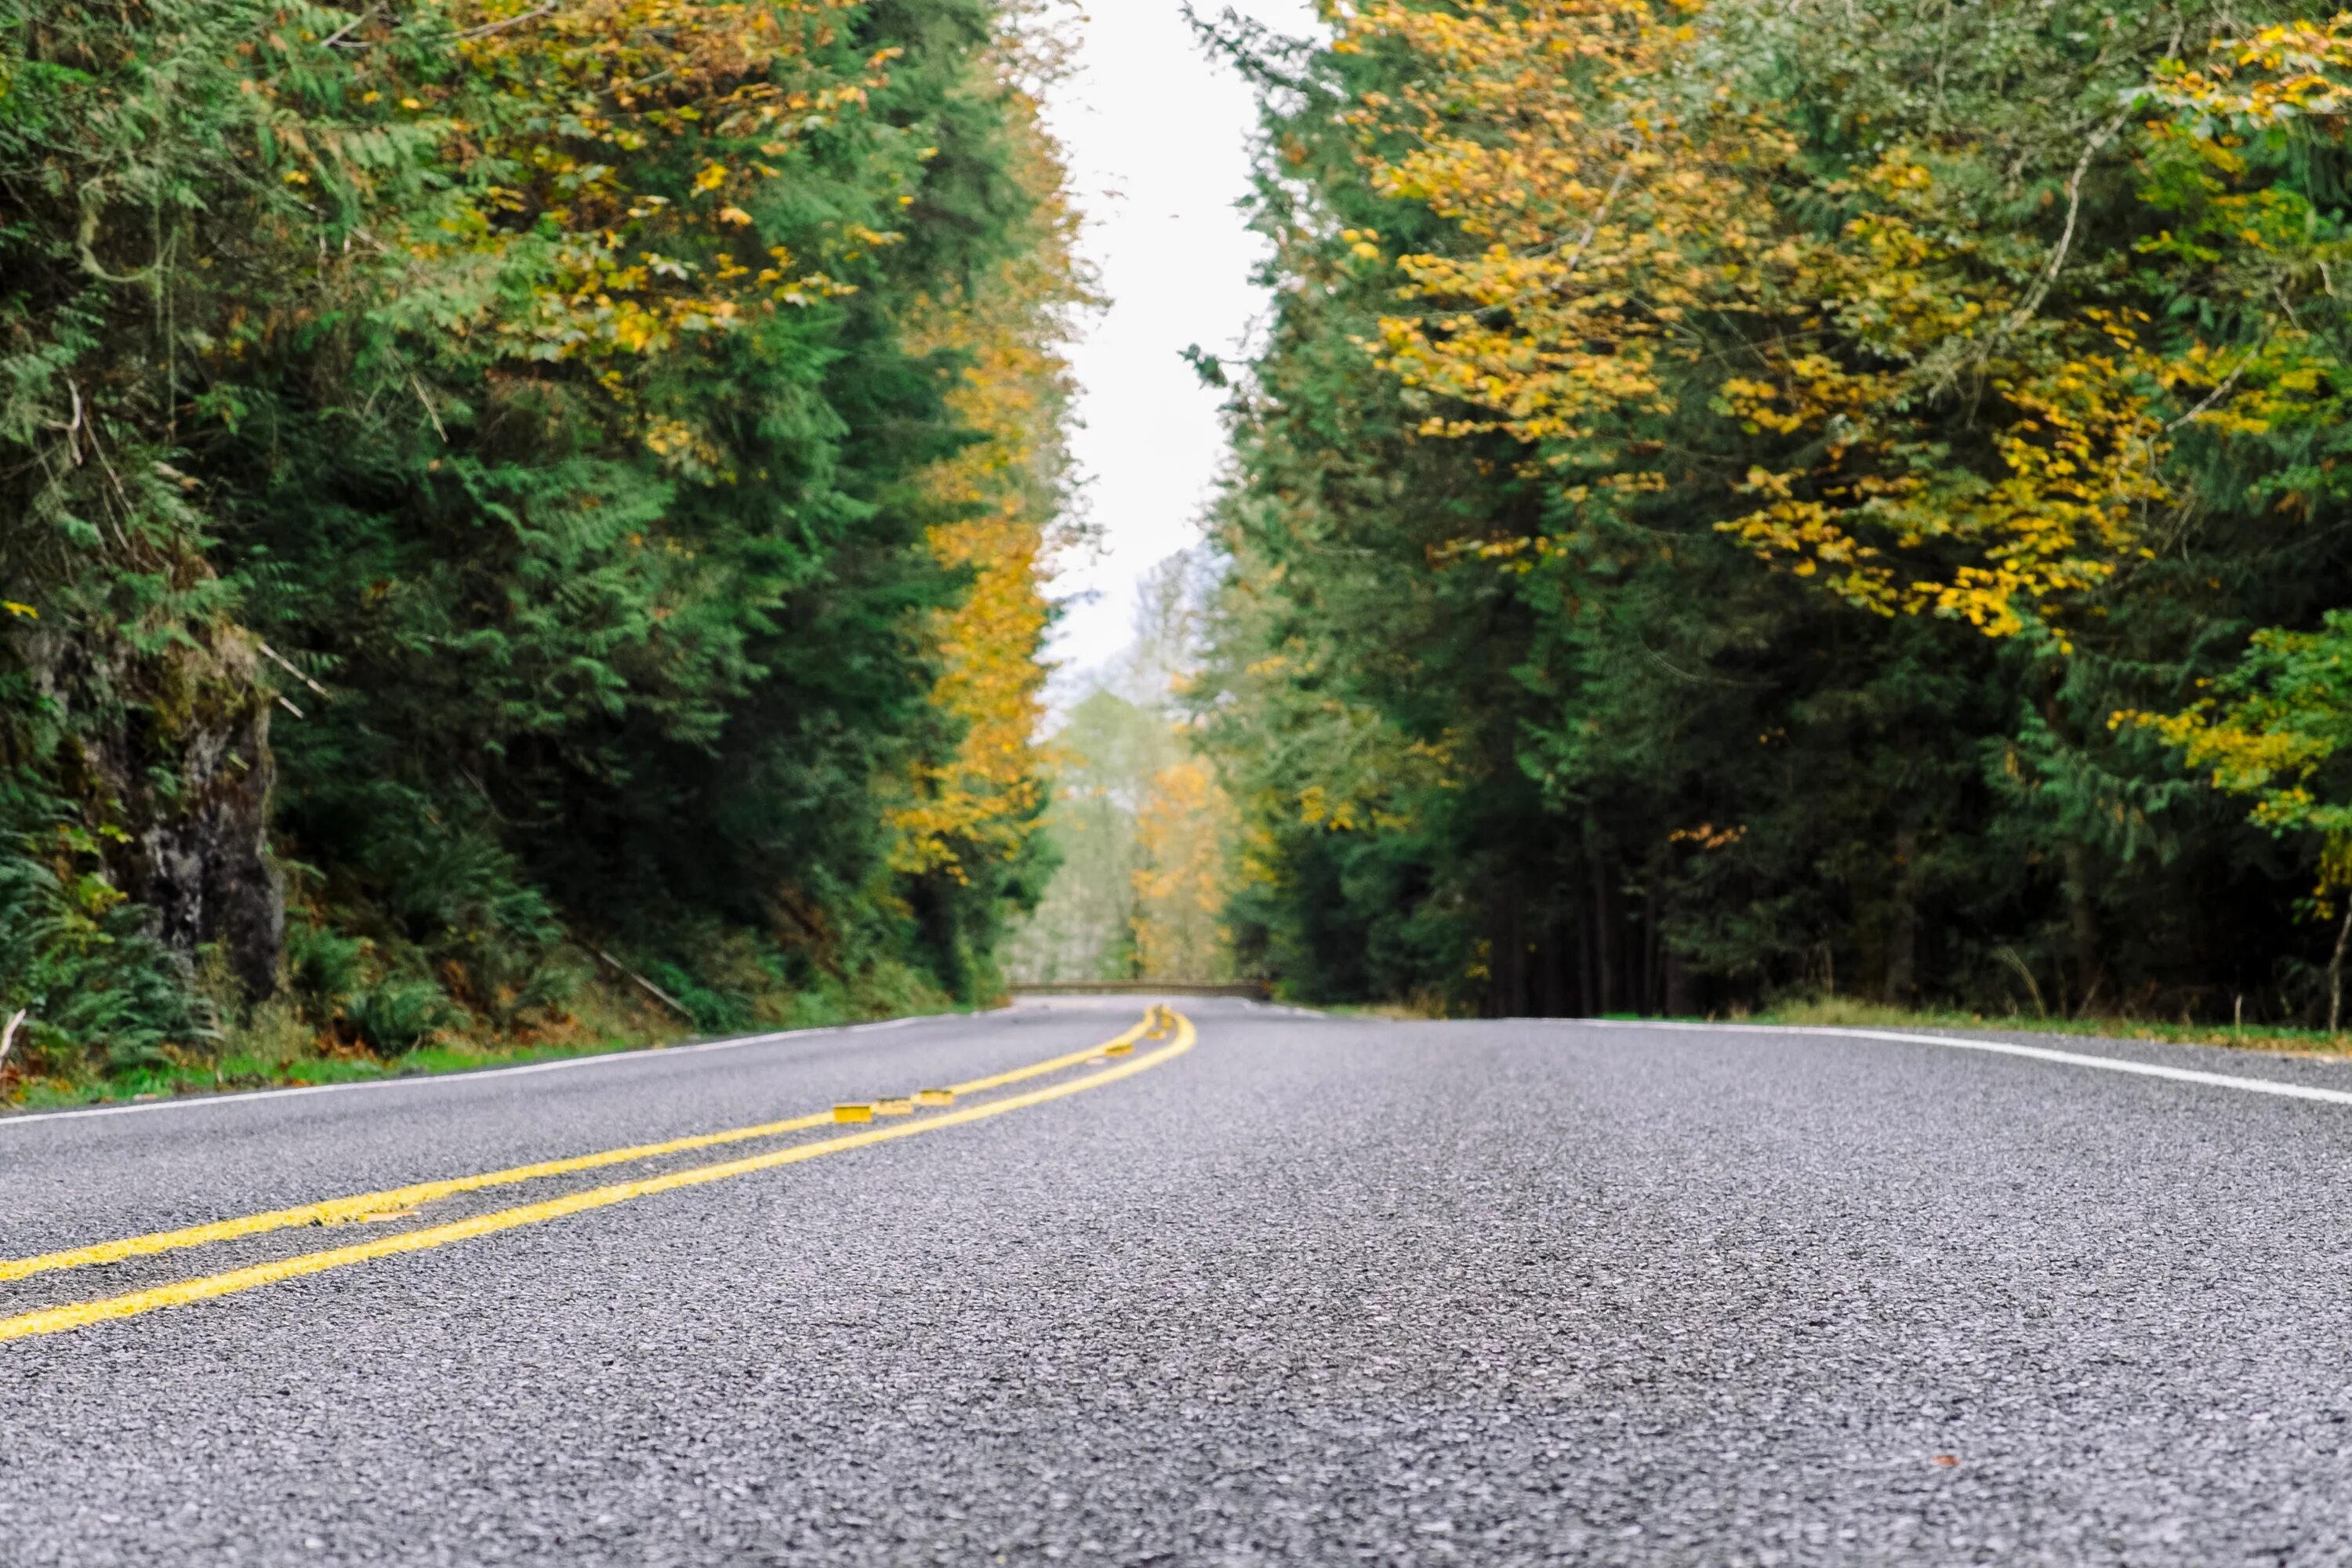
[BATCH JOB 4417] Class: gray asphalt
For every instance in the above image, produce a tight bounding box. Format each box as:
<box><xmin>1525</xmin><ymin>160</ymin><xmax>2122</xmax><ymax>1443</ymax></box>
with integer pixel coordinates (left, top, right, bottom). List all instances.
<box><xmin>8</xmin><ymin>1000</ymin><xmax>2352</xmax><ymax>1565</ymax></box>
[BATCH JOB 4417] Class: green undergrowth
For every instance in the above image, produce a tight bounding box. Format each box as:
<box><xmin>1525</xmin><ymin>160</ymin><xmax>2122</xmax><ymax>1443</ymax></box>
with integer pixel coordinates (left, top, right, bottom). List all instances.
<box><xmin>1317</xmin><ymin>998</ymin><xmax>1452</xmax><ymax>1022</ymax></box>
<box><xmin>1</xmin><ymin>965</ymin><xmax>977</xmax><ymax>1114</ymax></box>
<box><xmin>7</xmin><ymin>1037</ymin><xmax>666</xmax><ymax>1113</ymax></box>
<box><xmin>1745</xmin><ymin>996</ymin><xmax>2352</xmax><ymax>1058</ymax></box>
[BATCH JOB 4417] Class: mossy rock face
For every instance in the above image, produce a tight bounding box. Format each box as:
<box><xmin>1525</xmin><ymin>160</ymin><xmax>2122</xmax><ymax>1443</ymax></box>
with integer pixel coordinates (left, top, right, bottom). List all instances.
<box><xmin>23</xmin><ymin>621</ymin><xmax>285</xmax><ymax>999</ymax></box>
<box><xmin>132</xmin><ymin>637</ymin><xmax>285</xmax><ymax>1000</ymax></box>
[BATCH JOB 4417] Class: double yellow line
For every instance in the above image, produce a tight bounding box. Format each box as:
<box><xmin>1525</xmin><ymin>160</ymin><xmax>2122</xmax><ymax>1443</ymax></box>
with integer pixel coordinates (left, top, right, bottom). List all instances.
<box><xmin>0</xmin><ymin>1010</ymin><xmax>1192</xmax><ymax>1344</ymax></box>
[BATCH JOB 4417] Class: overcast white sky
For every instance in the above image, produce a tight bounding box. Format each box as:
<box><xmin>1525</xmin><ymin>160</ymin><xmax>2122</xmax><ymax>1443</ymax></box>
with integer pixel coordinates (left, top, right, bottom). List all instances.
<box><xmin>1040</xmin><ymin>0</ymin><xmax>1319</xmax><ymax>683</ymax></box>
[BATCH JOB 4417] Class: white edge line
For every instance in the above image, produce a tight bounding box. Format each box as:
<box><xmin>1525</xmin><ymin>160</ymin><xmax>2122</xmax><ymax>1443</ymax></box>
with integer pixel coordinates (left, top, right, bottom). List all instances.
<box><xmin>1565</xmin><ymin>1018</ymin><xmax>2352</xmax><ymax>1108</ymax></box>
<box><xmin>0</xmin><ymin>1010</ymin><xmax>996</xmax><ymax>1129</ymax></box>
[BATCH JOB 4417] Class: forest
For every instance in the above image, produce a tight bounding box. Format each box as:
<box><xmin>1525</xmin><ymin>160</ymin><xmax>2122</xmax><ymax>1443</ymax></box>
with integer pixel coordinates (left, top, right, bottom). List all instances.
<box><xmin>1193</xmin><ymin>0</ymin><xmax>2352</xmax><ymax>1025</ymax></box>
<box><xmin>0</xmin><ymin>0</ymin><xmax>1079</xmax><ymax>1094</ymax></box>
<box><xmin>20</xmin><ymin>0</ymin><xmax>2352</xmax><ymax>1100</ymax></box>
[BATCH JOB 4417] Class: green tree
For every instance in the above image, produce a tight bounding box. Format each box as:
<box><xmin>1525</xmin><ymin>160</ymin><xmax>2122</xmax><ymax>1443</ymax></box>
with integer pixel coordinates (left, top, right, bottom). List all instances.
<box><xmin>1194</xmin><ymin>0</ymin><xmax>2352</xmax><ymax>1023</ymax></box>
<box><xmin>0</xmin><ymin>0</ymin><xmax>1080</xmax><ymax>1087</ymax></box>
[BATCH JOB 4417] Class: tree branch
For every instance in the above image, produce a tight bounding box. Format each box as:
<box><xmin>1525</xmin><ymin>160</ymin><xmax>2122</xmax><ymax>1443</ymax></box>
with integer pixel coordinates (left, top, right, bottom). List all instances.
<box><xmin>455</xmin><ymin>3</ymin><xmax>558</xmax><ymax>42</ymax></box>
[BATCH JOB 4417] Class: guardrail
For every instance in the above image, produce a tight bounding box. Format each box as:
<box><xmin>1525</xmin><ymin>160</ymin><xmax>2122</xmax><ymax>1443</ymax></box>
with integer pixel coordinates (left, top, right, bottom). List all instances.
<box><xmin>1008</xmin><ymin>981</ymin><xmax>1272</xmax><ymax>1000</ymax></box>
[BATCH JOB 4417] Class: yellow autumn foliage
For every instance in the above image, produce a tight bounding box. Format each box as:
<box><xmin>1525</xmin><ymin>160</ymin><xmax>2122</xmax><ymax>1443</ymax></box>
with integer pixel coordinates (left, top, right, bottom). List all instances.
<box><xmin>1131</xmin><ymin>756</ymin><xmax>1239</xmax><ymax>982</ymax></box>
<box><xmin>1335</xmin><ymin>0</ymin><xmax>2195</xmax><ymax>637</ymax></box>
<box><xmin>886</xmin><ymin>74</ymin><xmax>1080</xmax><ymax>881</ymax></box>
<box><xmin>381</xmin><ymin>0</ymin><xmax>888</xmax><ymax>474</ymax></box>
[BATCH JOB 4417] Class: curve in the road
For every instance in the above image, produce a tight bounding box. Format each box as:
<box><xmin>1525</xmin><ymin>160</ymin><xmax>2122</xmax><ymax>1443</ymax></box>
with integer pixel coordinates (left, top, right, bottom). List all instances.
<box><xmin>0</xmin><ymin>1009</ymin><xmax>1192</xmax><ymax>1345</ymax></box>
<box><xmin>2</xmin><ymin>1013</ymin><xmax>1160</xmax><ymax>1287</ymax></box>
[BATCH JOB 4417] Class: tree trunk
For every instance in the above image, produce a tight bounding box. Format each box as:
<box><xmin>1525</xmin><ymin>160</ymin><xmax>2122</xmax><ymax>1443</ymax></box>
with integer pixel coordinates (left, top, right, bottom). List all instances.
<box><xmin>1641</xmin><ymin>863</ymin><xmax>1661</xmax><ymax>1014</ymax></box>
<box><xmin>1538</xmin><ymin>916</ymin><xmax>1569</xmax><ymax>1017</ymax></box>
<box><xmin>2064</xmin><ymin>840</ymin><xmax>2102</xmax><ymax>1018</ymax></box>
<box><xmin>1494</xmin><ymin>889</ymin><xmax>1525</xmax><ymax>1018</ymax></box>
<box><xmin>1662</xmin><ymin>946</ymin><xmax>1696</xmax><ymax>1018</ymax></box>
<box><xmin>1884</xmin><ymin>823</ymin><xmax>1918</xmax><ymax>1006</ymax></box>
<box><xmin>2330</xmin><ymin>908</ymin><xmax>2352</xmax><ymax>1035</ymax></box>
<box><xmin>1589</xmin><ymin>847</ymin><xmax>1615</xmax><ymax>1016</ymax></box>
<box><xmin>1576</xmin><ymin>859</ymin><xmax>1599</xmax><ymax>1017</ymax></box>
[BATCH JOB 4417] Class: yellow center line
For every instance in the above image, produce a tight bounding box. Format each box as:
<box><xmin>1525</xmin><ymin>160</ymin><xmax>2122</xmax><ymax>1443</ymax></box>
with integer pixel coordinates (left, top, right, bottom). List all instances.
<box><xmin>946</xmin><ymin>1016</ymin><xmax>1152</xmax><ymax>1095</ymax></box>
<box><xmin>0</xmin><ymin>1013</ymin><xmax>1157</xmax><ymax>1287</ymax></box>
<box><xmin>0</xmin><ymin>1013</ymin><xmax>1195</xmax><ymax>1345</ymax></box>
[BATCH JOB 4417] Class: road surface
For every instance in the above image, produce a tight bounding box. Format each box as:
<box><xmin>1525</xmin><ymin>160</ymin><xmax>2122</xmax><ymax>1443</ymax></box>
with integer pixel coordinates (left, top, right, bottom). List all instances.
<box><xmin>8</xmin><ymin>997</ymin><xmax>2352</xmax><ymax>1564</ymax></box>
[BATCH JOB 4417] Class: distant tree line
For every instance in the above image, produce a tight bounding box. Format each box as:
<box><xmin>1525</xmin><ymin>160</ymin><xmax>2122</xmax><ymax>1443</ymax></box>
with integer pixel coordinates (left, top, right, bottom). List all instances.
<box><xmin>1005</xmin><ymin>552</ymin><xmax>1237</xmax><ymax>986</ymax></box>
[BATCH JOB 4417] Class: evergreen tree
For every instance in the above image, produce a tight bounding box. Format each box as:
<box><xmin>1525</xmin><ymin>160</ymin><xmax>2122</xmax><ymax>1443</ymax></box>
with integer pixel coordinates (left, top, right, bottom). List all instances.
<box><xmin>0</xmin><ymin>0</ymin><xmax>1079</xmax><ymax>1087</ymax></box>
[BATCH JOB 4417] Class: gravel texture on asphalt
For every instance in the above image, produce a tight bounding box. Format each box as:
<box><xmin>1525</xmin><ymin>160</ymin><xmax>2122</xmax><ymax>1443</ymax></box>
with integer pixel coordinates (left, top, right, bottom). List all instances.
<box><xmin>7</xmin><ymin>999</ymin><xmax>2352</xmax><ymax>1566</ymax></box>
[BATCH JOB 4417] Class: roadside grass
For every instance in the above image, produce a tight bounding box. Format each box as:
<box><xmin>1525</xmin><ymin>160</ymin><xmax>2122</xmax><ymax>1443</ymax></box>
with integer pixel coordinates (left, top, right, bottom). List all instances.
<box><xmin>6</xmin><ymin>1033</ymin><xmax>674</xmax><ymax>1114</ymax></box>
<box><xmin>1748</xmin><ymin>996</ymin><xmax>2352</xmax><ymax>1057</ymax></box>
<box><xmin>2</xmin><ymin>975</ymin><xmax>983</xmax><ymax>1114</ymax></box>
<box><xmin>1314</xmin><ymin>991</ymin><xmax>2352</xmax><ymax>1056</ymax></box>
<box><xmin>1316</xmin><ymin>997</ymin><xmax>1451</xmax><ymax>1022</ymax></box>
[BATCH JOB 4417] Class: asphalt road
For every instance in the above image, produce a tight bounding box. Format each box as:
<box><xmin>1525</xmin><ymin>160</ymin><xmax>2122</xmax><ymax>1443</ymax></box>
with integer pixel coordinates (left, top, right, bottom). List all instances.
<box><xmin>9</xmin><ymin>999</ymin><xmax>2352</xmax><ymax>1565</ymax></box>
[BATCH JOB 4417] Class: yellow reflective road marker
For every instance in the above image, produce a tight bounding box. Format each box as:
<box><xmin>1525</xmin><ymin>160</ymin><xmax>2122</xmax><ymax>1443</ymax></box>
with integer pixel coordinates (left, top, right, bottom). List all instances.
<box><xmin>873</xmin><ymin>1098</ymin><xmax>913</xmax><ymax>1116</ymax></box>
<box><xmin>1</xmin><ymin>1014</ymin><xmax>1156</xmax><ymax>1288</ymax></box>
<box><xmin>1104</xmin><ymin>1042</ymin><xmax>1134</xmax><ymax>1057</ymax></box>
<box><xmin>0</xmin><ymin>1014</ymin><xmax>1196</xmax><ymax>1344</ymax></box>
<box><xmin>946</xmin><ymin>1013</ymin><xmax>1152</xmax><ymax>1096</ymax></box>
<box><xmin>914</xmin><ymin>1088</ymin><xmax>954</xmax><ymax>1107</ymax></box>
<box><xmin>832</xmin><ymin>1103</ymin><xmax>874</xmax><ymax>1123</ymax></box>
